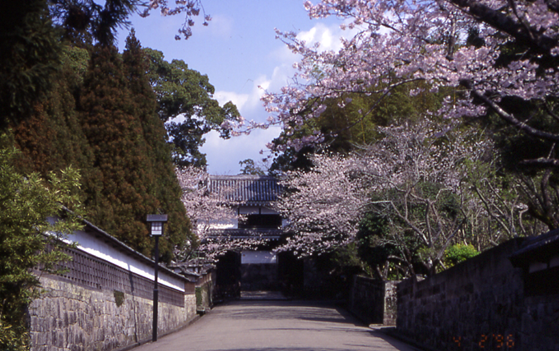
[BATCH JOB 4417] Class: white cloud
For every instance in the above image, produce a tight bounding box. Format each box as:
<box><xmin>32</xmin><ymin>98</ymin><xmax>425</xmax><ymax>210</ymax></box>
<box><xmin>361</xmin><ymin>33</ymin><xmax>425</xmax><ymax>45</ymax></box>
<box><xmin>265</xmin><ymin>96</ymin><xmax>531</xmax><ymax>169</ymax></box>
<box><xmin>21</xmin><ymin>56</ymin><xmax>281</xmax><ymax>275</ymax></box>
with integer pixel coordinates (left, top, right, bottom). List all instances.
<box><xmin>214</xmin><ymin>91</ymin><xmax>249</xmax><ymax>110</ymax></box>
<box><xmin>215</xmin><ymin>75</ymin><xmax>275</xmax><ymax>122</ymax></box>
<box><xmin>266</xmin><ymin>20</ymin><xmax>362</xmax><ymax>91</ymax></box>
<box><xmin>201</xmin><ymin>20</ymin><xmax>361</xmax><ymax>174</ymax></box>
<box><xmin>296</xmin><ymin>21</ymin><xmax>360</xmax><ymax>52</ymax></box>
<box><xmin>298</xmin><ymin>24</ymin><xmax>334</xmax><ymax>50</ymax></box>
<box><xmin>205</xmin><ymin>14</ymin><xmax>234</xmax><ymax>39</ymax></box>
<box><xmin>201</xmin><ymin>127</ymin><xmax>281</xmax><ymax>175</ymax></box>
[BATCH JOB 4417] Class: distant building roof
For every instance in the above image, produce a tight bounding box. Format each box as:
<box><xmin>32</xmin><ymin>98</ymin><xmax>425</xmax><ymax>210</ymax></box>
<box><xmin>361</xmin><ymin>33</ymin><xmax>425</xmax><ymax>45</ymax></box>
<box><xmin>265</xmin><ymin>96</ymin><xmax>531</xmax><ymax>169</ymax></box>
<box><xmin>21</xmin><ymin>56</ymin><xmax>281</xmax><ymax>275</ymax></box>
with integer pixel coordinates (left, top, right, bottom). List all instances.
<box><xmin>208</xmin><ymin>175</ymin><xmax>282</xmax><ymax>206</ymax></box>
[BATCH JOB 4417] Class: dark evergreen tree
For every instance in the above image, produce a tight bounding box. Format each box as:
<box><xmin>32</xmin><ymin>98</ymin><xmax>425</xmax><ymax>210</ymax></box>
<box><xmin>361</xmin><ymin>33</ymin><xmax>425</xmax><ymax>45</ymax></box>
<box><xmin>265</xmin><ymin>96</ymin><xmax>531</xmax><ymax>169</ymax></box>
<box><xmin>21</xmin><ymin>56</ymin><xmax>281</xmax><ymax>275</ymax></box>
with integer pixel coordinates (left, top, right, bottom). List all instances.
<box><xmin>122</xmin><ymin>30</ymin><xmax>194</xmax><ymax>260</ymax></box>
<box><xmin>50</xmin><ymin>0</ymin><xmax>137</xmax><ymax>46</ymax></box>
<box><xmin>12</xmin><ymin>46</ymin><xmax>94</xmax><ymax>178</ymax></box>
<box><xmin>79</xmin><ymin>44</ymin><xmax>157</xmax><ymax>255</ymax></box>
<box><xmin>0</xmin><ymin>0</ymin><xmax>60</xmax><ymax>129</ymax></box>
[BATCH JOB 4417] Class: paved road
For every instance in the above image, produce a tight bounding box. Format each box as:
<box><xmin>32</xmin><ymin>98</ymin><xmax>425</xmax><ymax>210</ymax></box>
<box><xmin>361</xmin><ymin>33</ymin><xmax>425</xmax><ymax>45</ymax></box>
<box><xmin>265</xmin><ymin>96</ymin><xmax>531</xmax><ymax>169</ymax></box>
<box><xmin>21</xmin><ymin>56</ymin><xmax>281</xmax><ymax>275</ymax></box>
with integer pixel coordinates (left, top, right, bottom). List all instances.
<box><xmin>132</xmin><ymin>300</ymin><xmax>419</xmax><ymax>351</ymax></box>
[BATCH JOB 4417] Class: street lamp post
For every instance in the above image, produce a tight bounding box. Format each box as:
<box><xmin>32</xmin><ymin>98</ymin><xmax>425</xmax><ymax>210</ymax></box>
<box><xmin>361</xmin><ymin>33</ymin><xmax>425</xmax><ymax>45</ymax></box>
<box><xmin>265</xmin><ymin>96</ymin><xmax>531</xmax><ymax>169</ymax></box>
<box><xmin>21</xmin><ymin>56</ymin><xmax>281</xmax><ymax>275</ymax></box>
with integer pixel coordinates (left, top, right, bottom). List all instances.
<box><xmin>146</xmin><ymin>214</ymin><xmax>168</xmax><ymax>342</ymax></box>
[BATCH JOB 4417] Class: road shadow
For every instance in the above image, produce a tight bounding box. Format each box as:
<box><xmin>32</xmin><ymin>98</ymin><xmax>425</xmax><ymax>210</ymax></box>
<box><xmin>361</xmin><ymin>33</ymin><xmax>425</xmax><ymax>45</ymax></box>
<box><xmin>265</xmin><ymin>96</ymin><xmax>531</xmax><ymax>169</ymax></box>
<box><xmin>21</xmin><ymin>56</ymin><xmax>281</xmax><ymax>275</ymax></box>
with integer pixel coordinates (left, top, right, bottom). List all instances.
<box><xmin>215</xmin><ymin>299</ymin><xmax>420</xmax><ymax>351</ymax></box>
<box><xmin>218</xmin><ymin>300</ymin><xmax>364</xmax><ymax>327</ymax></box>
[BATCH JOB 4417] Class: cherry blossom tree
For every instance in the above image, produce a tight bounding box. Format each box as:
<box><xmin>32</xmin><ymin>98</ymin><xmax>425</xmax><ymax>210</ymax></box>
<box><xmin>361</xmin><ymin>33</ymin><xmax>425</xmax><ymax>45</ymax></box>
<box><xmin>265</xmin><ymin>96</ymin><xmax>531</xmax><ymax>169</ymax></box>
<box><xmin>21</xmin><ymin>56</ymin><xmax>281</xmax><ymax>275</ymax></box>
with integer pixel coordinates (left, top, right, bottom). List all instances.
<box><xmin>274</xmin><ymin>120</ymin><xmax>497</xmax><ymax>275</ymax></box>
<box><xmin>273</xmin><ymin>153</ymin><xmax>364</xmax><ymax>257</ymax></box>
<box><xmin>225</xmin><ymin>0</ymin><xmax>557</xmax><ymax>164</ymax></box>
<box><xmin>223</xmin><ymin>0</ymin><xmax>558</xmax><ymax>239</ymax></box>
<box><xmin>137</xmin><ymin>0</ymin><xmax>558</xmax><ymax>166</ymax></box>
<box><xmin>139</xmin><ymin>0</ymin><xmax>211</xmax><ymax>40</ymax></box>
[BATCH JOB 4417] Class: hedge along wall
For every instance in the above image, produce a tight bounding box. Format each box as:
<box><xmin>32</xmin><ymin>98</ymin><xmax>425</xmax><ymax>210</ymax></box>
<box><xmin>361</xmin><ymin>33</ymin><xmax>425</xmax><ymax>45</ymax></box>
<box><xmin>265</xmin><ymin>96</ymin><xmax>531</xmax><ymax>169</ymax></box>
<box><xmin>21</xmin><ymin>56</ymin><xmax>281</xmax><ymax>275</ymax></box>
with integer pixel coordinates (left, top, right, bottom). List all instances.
<box><xmin>396</xmin><ymin>236</ymin><xmax>558</xmax><ymax>351</ymax></box>
<box><xmin>29</xmin><ymin>222</ymin><xmax>198</xmax><ymax>351</ymax></box>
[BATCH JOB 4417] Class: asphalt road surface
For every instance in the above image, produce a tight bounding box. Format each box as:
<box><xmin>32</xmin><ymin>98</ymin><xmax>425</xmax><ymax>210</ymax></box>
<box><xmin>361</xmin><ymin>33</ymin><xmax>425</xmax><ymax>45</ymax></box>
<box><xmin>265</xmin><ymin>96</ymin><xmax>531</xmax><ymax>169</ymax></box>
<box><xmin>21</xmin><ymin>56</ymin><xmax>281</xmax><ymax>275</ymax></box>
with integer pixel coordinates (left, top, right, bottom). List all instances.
<box><xmin>131</xmin><ymin>299</ymin><xmax>419</xmax><ymax>351</ymax></box>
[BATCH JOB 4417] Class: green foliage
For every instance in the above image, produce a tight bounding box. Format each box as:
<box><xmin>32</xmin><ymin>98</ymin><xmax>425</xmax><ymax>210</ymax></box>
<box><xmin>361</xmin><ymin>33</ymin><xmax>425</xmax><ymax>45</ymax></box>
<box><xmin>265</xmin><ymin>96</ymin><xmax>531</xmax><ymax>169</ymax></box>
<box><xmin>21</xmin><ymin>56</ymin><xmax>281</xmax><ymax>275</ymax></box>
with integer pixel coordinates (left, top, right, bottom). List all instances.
<box><xmin>50</xmin><ymin>0</ymin><xmax>137</xmax><ymax>46</ymax></box>
<box><xmin>79</xmin><ymin>44</ymin><xmax>156</xmax><ymax>254</ymax></box>
<box><xmin>113</xmin><ymin>290</ymin><xmax>125</xmax><ymax>307</ymax></box>
<box><xmin>356</xmin><ymin>212</ymin><xmax>413</xmax><ymax>279</ymax></box>
<box><xmin>144</xmin><ymin>47</ymin><xmax>240</xmax><ymax>167</ymax></box>
<box><xmin>195</xmin><ymin>286</ymin><xmax>203</xmax><ymax>307</ymax></box>
<box><xmin>477</xmin><ymin>99</ymin><xmax>559</xmax><ymax>229</ymax></box>
<box><xmin>60</xmin><ymin>46</ymin><xmax>90</xmax><ymax>87</ymax></box>
<box><xmin>361</xmin><ymin>179</ymin><xmax>465</xmax><ymax>277</ymax></box>
<box><xmin>195</xmin><ymin>282</ymin><xmax>212</xmax><ymax>310</ymax></box>
<box><xmin>304</xmin><ymin>245</ymin><xmax>363</xmax><ymax>299</ymax></box>
<box><xmin>0</xmin><ymin>318</ymin><xmax>28</xmax><ymax>351</ymax></box>
<box><xmin>0</xmin><ymin>0</ymin><xmax>61</xmax><ymax>129</ymax></box>
<box><xmin>0</xmin><ymin>134</ymin><xmax>83</xmax><ymax>350</ymax></box>
<box><xmin>463</xmin><ymin>157</ymin><xmax>550</xmax><ymax>244</ymax></box>
<box><xmin>11</xmin><ymin>46</ymin><xmax>94</xmax><ymax>178</ymax></box>
<box><xmin>270</xmin><ymin>79</ymin><xmax>444</xmax><ymax>171</ymax></box>
<box><xmin>10</xmin><ymin>35</ymin><xmax>194</xmax><ymax>262</ymax></box>
<box><xmin>1</xmin><ymin>1</ymin><xmax>201</xmax><ymax>271</ymax></box>
<box><xmin>239</xmin><ymin>159</ymin><xmax>266</xmax><ymax>175</ymax></box>
<box><xmin>443</xmin><ymin>244</ymin><xmax>479</xmax><ymax>267</ymax></box>
<box><xmin>75</xmin><ymin>42</ymin><xmax>194</xmax><ymax>260</ymax></box>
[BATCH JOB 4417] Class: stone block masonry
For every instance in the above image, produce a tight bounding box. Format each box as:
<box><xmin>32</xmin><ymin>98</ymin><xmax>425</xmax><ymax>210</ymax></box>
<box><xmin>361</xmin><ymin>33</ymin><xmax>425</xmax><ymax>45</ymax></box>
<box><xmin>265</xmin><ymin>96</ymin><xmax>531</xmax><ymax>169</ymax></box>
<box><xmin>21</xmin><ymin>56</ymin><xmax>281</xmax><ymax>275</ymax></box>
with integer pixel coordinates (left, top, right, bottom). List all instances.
<box><xmin>396</xmin><ymin>233</ymin><xmax>558</xmax><ymax>351</ymax></box>
<box><xmin>28</xmin><ymin>219</ymin><xmax>199</xmax><ymax>351</ymax></box>
<box><xmin>29</xmin><ymin>251</ymin><xmax>197</xmax><ymax>351</ymax></box>
<box><xmin>349</xmin><ymin>276</ymin><xmax>399</xmax><ymax>325</ymax></box>
<box><xmin>29</xmin><ymin>277</ymin><xmax>186</xmax><ymax>351</ymax></box>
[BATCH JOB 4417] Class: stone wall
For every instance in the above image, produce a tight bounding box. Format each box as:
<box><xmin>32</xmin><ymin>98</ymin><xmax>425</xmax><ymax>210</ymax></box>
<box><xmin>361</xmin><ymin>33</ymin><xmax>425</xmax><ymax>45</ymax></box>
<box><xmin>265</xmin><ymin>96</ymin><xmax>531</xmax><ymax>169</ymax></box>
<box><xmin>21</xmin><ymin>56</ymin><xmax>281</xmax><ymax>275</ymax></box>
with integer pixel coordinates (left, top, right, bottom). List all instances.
<box><xmin>185</xmin><ymin>293</ymin><xmax>197</xmax><ymax>321</ymax></box>
<box><xmin>195</xmin><ymin>273</ymin><xmax>214</xmax><ymax>313</ymax></box>
<box><xmin>349</xmin><ymin>276</ymin><xmax>399</xmax><ymax>325</ymax></box>
<box><xmin>396</xmin><ymin>237</ymin><xmax>559</xmax><ymax>351</ymax></box>
<box><xmin>29</xmin><ymin>247</ymin><xmax>197</xmax><ymax>351</ymax></box>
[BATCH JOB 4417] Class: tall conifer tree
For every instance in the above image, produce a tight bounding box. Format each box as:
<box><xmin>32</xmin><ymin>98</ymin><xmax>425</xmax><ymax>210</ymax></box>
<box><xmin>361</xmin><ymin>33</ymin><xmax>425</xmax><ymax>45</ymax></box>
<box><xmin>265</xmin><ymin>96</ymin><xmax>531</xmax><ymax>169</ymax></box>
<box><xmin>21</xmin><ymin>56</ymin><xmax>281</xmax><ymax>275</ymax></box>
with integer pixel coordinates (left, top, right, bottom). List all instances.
<box><xmin>79</xmin><ymin>44</ymin><xmax>156</xmax><ymax>254</ymax></box>
<box><xmin>12</xmin><ymin>46</ymin><xmax>94</xmax><ymax>178</ymax></box>
<box><xmin>122</xmin><ymin>30</ymin><xmax>193</xmax><ymax>260</ymax></box>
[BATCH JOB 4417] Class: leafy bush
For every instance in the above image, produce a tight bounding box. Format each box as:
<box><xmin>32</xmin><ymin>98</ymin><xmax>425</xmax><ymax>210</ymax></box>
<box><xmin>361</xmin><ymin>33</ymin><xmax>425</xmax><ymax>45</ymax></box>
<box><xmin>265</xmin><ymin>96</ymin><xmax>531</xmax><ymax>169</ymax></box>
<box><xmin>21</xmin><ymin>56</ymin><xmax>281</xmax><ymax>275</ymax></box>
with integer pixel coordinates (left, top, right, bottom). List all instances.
<box><xmin>444</xmin><ymin>244</ymin><xmax>479</xmax><ymax>268</ymax></box>
<box><xmin>0</xmin><ymin>134</ymin><xmax>83</xmax><ymax>350</ymax></box>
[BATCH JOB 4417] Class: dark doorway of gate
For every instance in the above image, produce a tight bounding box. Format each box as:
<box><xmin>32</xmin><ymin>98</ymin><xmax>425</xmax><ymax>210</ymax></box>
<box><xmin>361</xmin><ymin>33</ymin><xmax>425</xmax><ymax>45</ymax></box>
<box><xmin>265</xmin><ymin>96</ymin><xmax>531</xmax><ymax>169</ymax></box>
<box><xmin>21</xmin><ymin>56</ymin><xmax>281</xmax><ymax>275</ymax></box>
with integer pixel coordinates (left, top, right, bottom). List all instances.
<box><xmin>215</xmin><ymin>250</ymin><xmax>303</xmax><ymax>300</ymax></box>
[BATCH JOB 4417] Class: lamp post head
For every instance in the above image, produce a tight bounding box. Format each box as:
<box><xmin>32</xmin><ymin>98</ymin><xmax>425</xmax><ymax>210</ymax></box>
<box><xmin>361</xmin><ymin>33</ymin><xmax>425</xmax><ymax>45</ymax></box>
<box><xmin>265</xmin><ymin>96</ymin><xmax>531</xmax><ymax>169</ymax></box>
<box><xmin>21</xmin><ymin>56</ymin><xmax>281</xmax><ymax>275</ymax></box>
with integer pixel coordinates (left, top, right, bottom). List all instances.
<box><xmin>147</xmin><ymin>214</ymin><xmax>168</xmax><ymax>237</ymax></box>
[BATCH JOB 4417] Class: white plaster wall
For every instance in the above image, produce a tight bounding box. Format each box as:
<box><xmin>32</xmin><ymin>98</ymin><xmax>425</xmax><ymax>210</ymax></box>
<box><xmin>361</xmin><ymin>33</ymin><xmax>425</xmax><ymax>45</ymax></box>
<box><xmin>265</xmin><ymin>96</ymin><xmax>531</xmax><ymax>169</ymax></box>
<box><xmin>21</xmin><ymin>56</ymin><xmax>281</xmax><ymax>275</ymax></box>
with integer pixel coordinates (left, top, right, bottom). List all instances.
<box><xmin>208</xmin><ymin>218</ymin><xmax>238</xmax><ymax>229</ymax></box>
<box><xmin>241</xmin><ymin>251</ymin><xmax>277</xmax><ymax>264</ymax></box>
<box><xmin>261</xmin><ymin>207</ymin><xmax>279</xmax><ymax>215</ymax></box>
<box><xmin>239</xmin><ymin>206</ymin><xmax>259</xmax><ymax>215</ymax></box>
<box><xmin>203</xmin><ymin>208</ymin><xmax>238</xmax><ymax>229</ymax></box>
<box><xmin>65</xmin><ymin>230</ymin><xmax>185</xmax><ymax>292</ymax></box>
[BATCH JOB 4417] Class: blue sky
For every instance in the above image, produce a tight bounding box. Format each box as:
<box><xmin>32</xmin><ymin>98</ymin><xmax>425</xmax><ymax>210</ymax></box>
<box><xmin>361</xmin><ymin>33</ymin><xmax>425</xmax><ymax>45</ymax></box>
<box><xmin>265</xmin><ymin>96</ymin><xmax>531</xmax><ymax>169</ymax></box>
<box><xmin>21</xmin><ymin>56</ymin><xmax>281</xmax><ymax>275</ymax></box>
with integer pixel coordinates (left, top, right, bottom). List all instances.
<box><xmin>117</xmin><ymin>1</ymin><xmax>349</xmax><ymax>174</ymax></box>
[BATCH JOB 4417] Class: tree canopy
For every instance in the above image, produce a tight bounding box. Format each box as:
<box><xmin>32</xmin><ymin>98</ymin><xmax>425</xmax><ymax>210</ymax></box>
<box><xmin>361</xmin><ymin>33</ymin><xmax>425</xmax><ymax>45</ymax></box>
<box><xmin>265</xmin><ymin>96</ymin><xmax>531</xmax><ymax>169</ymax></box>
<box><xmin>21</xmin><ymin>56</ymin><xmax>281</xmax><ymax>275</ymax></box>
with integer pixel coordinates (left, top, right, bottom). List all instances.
<box><xmin>232</xmin><ymin>0</ymin><xmax>557</xmax><ymax>169</ymax></box>
<box><xmin>144</xmin><ymin>48</ymin><xmax>240</xmax><ymax>167</ymax></box>
<box><xmin>229</xmin><ymin>0</ymin><xmax>558</xmax><ymax>272</ymax></box>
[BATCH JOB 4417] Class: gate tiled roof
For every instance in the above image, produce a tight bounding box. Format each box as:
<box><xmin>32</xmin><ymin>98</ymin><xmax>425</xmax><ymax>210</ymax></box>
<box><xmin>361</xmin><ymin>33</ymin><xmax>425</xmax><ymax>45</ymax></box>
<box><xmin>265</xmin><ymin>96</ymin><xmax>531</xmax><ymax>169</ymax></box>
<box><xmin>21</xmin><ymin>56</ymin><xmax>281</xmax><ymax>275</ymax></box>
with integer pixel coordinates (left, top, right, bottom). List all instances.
<box><xmin>208</xmin><ymin>175</ymin><xmax>282</xmax><ymax>206</ymax></box>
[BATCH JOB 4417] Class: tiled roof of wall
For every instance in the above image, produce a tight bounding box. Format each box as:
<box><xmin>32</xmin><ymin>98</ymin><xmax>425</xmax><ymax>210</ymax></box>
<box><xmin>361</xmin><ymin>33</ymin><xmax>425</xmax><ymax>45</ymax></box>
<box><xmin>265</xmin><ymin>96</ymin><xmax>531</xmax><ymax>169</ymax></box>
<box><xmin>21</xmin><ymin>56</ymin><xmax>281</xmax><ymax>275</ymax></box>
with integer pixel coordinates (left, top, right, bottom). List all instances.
<box><xmin>208</xmin><ymin>175</ymin><xmax>282</xmax><ymax>206</ymax></box>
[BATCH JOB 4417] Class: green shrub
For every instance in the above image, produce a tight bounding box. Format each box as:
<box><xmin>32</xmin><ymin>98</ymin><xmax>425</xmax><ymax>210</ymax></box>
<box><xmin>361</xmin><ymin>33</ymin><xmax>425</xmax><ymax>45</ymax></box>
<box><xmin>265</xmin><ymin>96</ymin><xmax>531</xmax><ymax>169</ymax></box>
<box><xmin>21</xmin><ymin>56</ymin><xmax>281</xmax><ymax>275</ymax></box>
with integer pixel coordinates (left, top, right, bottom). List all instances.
<box><xmin>444</xmin><ymin>244</ymin><xmax>479</xmax><ymax>267</ymax></box>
